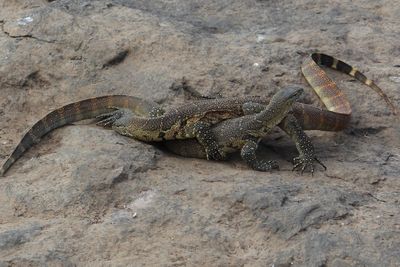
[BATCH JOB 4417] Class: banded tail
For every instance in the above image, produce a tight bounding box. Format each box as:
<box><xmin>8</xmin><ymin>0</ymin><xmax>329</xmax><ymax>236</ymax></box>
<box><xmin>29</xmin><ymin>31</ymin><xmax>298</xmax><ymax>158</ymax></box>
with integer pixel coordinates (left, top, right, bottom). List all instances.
<box><xmin>292</xmin><ymin>103</ymin><xmax>351</xmax><ymax>132</ymax></box>
<box><xmin>0</xmin><ymin>95</ymin><xmax>159</xmax><ymax>176</ymax></box>
<box><xmin>302</xmin><ymin>53</ymin><xmax>398</xmax><ymax>115</ymax></box>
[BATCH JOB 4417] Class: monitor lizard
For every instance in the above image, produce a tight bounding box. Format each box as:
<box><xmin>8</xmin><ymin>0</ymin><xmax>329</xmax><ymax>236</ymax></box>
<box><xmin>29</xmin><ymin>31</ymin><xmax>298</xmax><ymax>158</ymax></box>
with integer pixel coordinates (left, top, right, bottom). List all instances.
<box><xmin>0</xmin><ymin>53</ymin><xmax>397</xmax><ymax>176</ymax></box>
<box><xmin>99</xmin><ymin>53</ymin><xmax>398</xmax><ymax>173</ymax></box>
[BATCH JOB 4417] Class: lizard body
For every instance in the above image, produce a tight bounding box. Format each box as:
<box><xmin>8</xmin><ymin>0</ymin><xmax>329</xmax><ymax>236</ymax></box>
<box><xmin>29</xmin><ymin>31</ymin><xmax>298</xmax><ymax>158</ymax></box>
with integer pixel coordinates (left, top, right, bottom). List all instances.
<box><xmin>0</xmin><ymin>94</ymin><xmax>286</xmax><ymax>176</ymax></box>
<box><xmin>0</xmin><ymin>53</ymin><xmax>396</xmax><ymax>175</ymax></box>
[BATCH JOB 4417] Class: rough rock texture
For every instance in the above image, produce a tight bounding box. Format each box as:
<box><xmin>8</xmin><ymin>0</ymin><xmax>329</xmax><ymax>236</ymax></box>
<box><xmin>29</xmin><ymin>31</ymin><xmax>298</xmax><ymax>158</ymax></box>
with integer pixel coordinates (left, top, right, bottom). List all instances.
<box><xmin>0</xmin><ymin>0</ymin><xmax>399</xmax><ymax>266</ymax></box>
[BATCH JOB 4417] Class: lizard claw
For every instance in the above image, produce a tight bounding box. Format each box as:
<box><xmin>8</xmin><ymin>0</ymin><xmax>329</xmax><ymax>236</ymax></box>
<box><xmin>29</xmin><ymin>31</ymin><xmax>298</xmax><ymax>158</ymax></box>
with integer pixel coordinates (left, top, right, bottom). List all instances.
<box><xmin>270</xmin><ymin>160</ymin><xmax>280</xmax><ymax>170</ymax></box>
<box><xmin>314</xmin><ymin>157</ymin><xmax>327</xmax><ymax>171</ymax></box>
<box><xmin>292</xmin><ymin>156</ymin><xmax>326</xmax><ymax>175</ymax></box>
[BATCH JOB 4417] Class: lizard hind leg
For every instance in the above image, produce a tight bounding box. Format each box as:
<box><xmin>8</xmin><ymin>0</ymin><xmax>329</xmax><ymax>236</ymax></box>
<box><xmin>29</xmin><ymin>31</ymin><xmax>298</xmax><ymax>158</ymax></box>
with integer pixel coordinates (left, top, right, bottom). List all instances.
<box><xmin>96</xmin><ymin>103</ymin><xmax>165</xmax><ymax>127</ymax></box>
<box><xmin>191</xmin><ymin>121</ymin><xmax>226</xmax><ymax>161</ymax></box>
<box><xmin>279</xmin><ymin>114</ymin><xmax>326</xmax><ymax>175</ymax></box>
<box><xmin>240</xmin><ymin>137</ymin><xmax>279</xmax><ymax>171</ymax></box>
<box><xmin>242</xmin><ymin>102</ymin><xmax>266</xmax><ymax>115</ymax></box>
<box><xmin>96</xmin><ymin>108</ymin><xmax>134</xmax><ymax>127</ymax></box>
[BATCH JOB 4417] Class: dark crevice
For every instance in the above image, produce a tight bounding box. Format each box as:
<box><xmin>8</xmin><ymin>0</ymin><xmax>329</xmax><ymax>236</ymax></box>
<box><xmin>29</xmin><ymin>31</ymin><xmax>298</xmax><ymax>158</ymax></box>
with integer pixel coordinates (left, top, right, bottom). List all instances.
<box><xmin>22</xmin><ymin>70</ymin><xmax>50</xmax><ymax>88</ymax></box>
<box><xmin>110</xmin><ymin>171</ymin><xmax>128</xmax><ymax>187</ymax></box>
<box><xmin>22</xmin><ymin>71</ymin><xmax>40</xmax><ymax>87</ymax></box>
<box><xmin>345</xmin><ymin>126</ymin><xmax>387</xmax><ymax>137</ymax></box>
<box><xmin>102</xmin><ymin>49</ymin><xmax>130</xmax><ymax>69</ymax></box>
<box><xmin>5</xmin><ymin>33</ymin><xmax>56</xmax><ymax>44</ymax></box>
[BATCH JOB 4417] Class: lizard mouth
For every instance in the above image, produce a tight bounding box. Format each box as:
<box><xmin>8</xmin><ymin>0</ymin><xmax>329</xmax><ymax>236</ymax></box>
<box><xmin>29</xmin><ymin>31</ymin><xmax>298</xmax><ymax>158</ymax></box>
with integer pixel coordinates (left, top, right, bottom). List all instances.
<box><xmin>275</xmin><ymin>85</ymin><xmax>304</xmax><ymax>105</ymax></box>
<box><xmin>285</xmin><ymin>85</ymin><xmax>304</xmax><ymax>101</ymax></box>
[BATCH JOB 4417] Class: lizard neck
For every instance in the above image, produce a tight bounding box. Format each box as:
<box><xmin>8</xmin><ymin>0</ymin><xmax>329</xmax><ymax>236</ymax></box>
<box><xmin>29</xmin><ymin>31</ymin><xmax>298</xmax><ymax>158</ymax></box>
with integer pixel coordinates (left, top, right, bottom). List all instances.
<box><xmin>254</xmin><ymin>100</ymin><xmax>293</xmax><ymax>127</ymax></box>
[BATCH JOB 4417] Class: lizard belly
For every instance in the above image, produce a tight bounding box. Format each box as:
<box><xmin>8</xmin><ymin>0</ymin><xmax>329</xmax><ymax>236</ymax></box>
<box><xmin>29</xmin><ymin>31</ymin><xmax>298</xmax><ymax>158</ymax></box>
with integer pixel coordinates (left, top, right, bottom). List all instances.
<box><xmin>113</xmin><ymin>126</ymin><xmax>164</xmax><ymax>142</ymax></box>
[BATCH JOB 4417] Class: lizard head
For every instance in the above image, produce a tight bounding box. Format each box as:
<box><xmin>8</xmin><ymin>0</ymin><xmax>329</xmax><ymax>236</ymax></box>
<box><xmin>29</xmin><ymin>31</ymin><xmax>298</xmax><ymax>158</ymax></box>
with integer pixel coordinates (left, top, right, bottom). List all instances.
<box><xmin>251</xmin><ymin>85</ymin><xmax>304</xmax><ymax>134</ymax></box>
<box><xmin>271</xmin><ymin>85</ymin><xmax>304</xmax><ymax>109</ymax></box>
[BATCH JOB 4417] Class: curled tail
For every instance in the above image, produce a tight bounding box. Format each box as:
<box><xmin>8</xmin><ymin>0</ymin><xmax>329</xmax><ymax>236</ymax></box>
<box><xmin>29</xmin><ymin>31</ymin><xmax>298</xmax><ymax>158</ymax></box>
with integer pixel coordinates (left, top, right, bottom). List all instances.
<box><xmin>0</xmin><ymin>95</ymin><xmax>159</xmax><ymax>176</ymax></box>
<box><xmin>302</xmin><ymin>53</ymin><xmax>398</xmax><ymax>115</ymax></box>
<box><xmin>297</xmin><ymin>53</ymin><xmax>398</xmax><ymax>132</ymax></box>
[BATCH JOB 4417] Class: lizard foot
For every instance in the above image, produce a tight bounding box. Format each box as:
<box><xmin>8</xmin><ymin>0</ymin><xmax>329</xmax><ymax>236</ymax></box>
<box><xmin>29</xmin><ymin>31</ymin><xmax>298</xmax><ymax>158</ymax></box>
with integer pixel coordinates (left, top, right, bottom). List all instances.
<box><xmin>205</xmin><ymin>147</ymin><xmax>226</xmax><ymax>161</ymax></box>
<box><xmin>96</xmin><ymin>109</ymin><xmax>125</xmax><ymax>127</ymax></box>
<box><xmin>252</xmin><ymin>160</ymin><xmax>280</xmax><ymax>172</ymax></box>
<box><xmin>292</xmin><ymin>156</ymin><xmax>326</xmax><ymax>175</ymax></box>
<box><xmin>240</xmin><ymin>138</ymin><xmax>280</xmax><ymax>171</ymax></box>
<box><xmin>192</xmin><ymin>121</ymin><xmax>225</xmax><ymax>161</ymax></box>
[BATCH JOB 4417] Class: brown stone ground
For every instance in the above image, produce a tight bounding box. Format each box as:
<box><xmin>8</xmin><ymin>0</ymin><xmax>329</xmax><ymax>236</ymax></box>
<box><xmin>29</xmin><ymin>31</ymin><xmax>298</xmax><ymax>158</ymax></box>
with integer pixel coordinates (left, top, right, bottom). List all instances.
<box><xmin>0</xmin><ymin>1</ymin><xmax>399</xmax><ymax>266</ymax></box>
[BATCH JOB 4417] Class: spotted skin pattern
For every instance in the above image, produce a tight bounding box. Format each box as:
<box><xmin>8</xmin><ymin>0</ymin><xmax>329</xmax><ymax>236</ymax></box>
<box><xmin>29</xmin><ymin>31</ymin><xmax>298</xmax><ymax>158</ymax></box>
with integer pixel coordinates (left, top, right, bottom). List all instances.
<box><xmin>0</xmin><ymin>53</ymin><xmax>397</xmax><ymax>175</ymax></box>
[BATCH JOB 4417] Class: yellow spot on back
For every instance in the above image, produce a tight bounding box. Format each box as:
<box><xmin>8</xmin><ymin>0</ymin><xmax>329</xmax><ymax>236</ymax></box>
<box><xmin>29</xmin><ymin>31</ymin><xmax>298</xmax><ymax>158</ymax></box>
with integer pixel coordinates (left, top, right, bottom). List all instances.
<box><xmin>365</xmin><ymin>79</ymin><xmax>373</xmax><ymax>86</ymax></box>
<box><xmin>332</xmin><ymin>58</ymin><xmax>338</xmax><ymax>69</ymax></box>
<box><xmin>349</xmin><ymin>68</ymin><xmax>357</xmax><ymax>76</ymax></box>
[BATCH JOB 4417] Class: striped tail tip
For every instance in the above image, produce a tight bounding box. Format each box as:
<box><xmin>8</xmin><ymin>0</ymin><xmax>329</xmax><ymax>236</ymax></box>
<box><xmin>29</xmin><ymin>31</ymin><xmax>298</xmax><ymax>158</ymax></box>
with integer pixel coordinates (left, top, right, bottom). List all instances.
<box><xmin>0</xmin><ymin>167</ymin><xmax>5</xmax><ymax>177</ymax></box>
<box><xmin>0</xmin><ymin>158</ymin><xmax>15</xmax><ymax>177</ymax></box>
<box><xmin>387</xmin><ymin>99</ymin><xmax>398</xmax><ymax>115</ymax></box>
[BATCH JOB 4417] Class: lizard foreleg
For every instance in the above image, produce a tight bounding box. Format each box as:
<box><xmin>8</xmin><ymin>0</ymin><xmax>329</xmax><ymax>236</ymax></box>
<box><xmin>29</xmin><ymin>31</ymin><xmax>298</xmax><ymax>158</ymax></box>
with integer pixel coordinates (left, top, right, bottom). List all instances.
<box><xmin>279</xmin><ymin>114</ymin><xmax>326</xmax><ymax>174</ymax></box>
<box><xmin>190</xmin><ymin>121</ymin><xmax>226</xmax><ymax>161</ymax></box>
<box><xmin>240</xmin><ymin>136</ymin><xmax>279</xmax><ymax>171</ymax></box>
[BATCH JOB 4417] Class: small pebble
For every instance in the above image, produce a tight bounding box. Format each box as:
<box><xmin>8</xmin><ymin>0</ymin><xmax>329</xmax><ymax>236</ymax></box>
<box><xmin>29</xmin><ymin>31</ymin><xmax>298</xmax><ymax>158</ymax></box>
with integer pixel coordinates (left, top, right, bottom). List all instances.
<box><xmin>17</xmin><ymin>16</ymin><xmax>33</xmax><ymax>26</ymax></box>
<box><xmin>389</xmin><ymin>76</ymin><xmax>400</xmax><ymax>83</ymax></box>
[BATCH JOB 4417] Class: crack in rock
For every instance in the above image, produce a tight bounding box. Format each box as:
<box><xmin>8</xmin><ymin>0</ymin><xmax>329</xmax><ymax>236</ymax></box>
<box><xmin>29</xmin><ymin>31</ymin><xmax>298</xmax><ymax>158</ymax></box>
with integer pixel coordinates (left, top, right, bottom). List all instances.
<box><xmin>1</xmin><ymin>21</ymin><xmax>57</xmax><ymax>44</ymax></box>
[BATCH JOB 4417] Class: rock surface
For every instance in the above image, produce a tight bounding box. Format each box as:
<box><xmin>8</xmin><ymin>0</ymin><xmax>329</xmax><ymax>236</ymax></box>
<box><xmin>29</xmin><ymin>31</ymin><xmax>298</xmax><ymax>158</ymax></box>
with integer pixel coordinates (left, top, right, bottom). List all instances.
<box><xmin>0</xmin><ymin>0</ymin><xmax>399</xmax><ymax>266</ymax></box>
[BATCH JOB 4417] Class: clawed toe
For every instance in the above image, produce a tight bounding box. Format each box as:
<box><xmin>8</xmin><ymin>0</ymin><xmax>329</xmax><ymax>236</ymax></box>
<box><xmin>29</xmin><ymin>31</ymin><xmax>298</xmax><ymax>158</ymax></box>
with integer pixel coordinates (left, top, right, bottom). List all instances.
<box><xmin>314</xmin><ymin>157</ymin><xmax>327</xmax><ymax>170</ymax></box>
<box><xmin>292</xmin><ymin>156</ymin><xmax>326</xmax><ymax>175</ymax></box>
<box><xmin>96</xmin><ymin>119</ymin><xmax>112</xmax><ymax>127</ymax></box>
<box><xmin>96</xmin><ymin>110</ymin><xmax>124</xmax><ymax>127</ymax></box>
<box><xmin>270</xmin><ymin>160</ymin><xmax>280</xmax><ymax>170</ymax></box>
